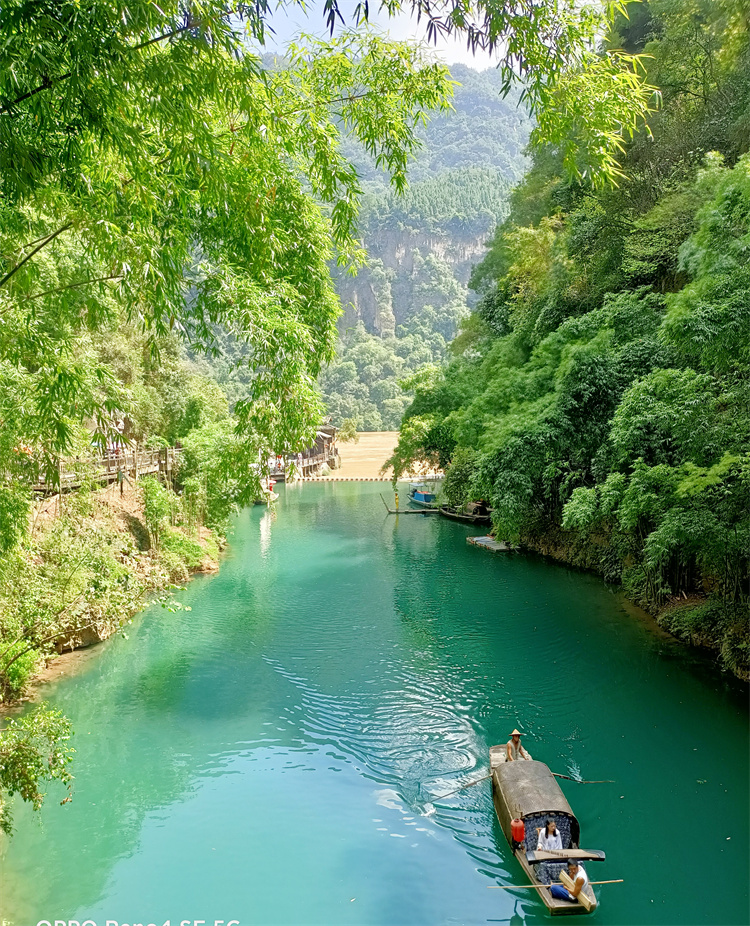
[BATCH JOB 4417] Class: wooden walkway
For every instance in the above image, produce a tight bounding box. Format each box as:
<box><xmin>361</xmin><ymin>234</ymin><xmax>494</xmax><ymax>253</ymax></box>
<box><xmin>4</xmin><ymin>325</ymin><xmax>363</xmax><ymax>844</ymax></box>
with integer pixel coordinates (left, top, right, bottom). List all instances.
<box><xmin>32</xmin><ymin>448</ymin><xmax>181</xmax><ymax>494</ymax></box>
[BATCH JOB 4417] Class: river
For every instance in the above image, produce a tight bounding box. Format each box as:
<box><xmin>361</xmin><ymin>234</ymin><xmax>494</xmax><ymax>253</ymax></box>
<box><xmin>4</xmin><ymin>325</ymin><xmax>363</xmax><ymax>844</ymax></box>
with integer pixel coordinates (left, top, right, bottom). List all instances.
<box><xmin>2</xmin><ymin>483</ymin><xmax>748</xmax><ymax>926</ymax></box>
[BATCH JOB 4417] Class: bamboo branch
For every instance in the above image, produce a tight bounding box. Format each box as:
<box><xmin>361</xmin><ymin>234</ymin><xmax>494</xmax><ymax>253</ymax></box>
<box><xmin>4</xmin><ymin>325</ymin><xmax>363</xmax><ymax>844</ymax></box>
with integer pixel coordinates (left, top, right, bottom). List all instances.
<box><xmin>0</xmin><ymin>224</ymin><xmax>73</xmax><ymax>289</ymax></box>
<box><xmin>0</xmin><ymin>13</ymin><xmax>227</xmax><ymax>115</ymax></box>
<box><xmin>22</xmin><ymin>274</ymin><xmax>123</xmax><ymax>302</ymax></box>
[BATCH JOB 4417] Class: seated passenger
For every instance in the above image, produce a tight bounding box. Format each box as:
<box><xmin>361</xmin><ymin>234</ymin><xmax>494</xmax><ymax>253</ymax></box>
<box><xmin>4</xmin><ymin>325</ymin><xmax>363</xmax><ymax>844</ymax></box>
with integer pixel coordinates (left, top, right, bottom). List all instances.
<box><xmin>550</xmin><ymin>859</ymin><xmax>589</xmax><ymax>903</ymax></box>
<box><xmin>537</xmin><ymin>818</ymin><xmax>563</xmax><ymax>852</ymax></box>
<box><xmin>506</xmin><ymin>729</ymin><xmax>531</xmax><ymax>762</ymax></box>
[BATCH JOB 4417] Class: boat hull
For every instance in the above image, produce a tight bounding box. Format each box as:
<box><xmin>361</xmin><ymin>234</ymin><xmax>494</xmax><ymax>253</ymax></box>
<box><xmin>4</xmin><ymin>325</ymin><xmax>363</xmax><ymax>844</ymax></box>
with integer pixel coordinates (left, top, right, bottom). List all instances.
<box><xmin>439</xmin><ymin>506</ymin><xmax>492</xmax><ymax>526</ymax></box>
<box><xmin>408</xmin><ymin>496</ymin><xmax>439</xmax><ymax>509</ymax></box>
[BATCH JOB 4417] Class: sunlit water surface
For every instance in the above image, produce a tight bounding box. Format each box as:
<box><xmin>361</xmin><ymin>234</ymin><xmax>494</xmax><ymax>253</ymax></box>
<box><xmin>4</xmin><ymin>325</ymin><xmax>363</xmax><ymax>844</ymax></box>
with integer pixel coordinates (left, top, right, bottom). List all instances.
<box><xmin>2</xmin><ymin>483</ymin><xmax>748</xmax><ymax>926</ymax></box>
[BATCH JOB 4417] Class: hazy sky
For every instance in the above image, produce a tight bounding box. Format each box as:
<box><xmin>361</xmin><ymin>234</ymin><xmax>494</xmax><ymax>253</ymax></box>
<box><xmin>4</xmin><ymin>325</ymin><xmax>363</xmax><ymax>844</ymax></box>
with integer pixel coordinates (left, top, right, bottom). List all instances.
<box><xmin>254</xmin><ymin>1</ymin><xmax>499</xmax><ymax>70</ymax></box>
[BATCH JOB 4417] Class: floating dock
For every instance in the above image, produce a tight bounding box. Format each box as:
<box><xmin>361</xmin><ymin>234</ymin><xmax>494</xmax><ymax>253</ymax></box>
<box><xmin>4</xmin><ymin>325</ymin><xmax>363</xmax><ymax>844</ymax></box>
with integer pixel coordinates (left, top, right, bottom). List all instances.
<box><xmin>467</xmin><ymin>535</ymin><xmax>514</xmax><ymax>552</ymax></box>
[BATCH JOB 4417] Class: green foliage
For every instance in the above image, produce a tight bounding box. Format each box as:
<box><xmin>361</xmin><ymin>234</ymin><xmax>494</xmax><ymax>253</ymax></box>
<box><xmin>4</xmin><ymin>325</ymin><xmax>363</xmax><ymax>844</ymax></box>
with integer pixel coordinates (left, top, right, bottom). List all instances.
<box><xmin>0</xmin><ymin>641</ymin><xmax>41</xmax><ymax>702</ymax></box>
<box><xmin>393</xmin><ymin>2</ymin><xmax>750</xmax><ymax>676</ymax></box>
<box><xmin>0</xmin><ymin>705</ymin><xmax>74</xmax><ymax>835</ymax></box>
<box><xmin>341</xmin><ymin>65</ymin><xmax>531</xmax><ymax>190</ymax></box>
<box><xmin>363</xmin><ymin>168</ymin><xmax>512</xmax><ymax>237</ymax></box>
<box><xmin>338</xmin><ymin>419</ymin><xmax>360</xmax><ymax>443</ymax></box>
<box><xmin>0</xmin><ymin>483</ymin><xmax>30</xmax><ymax>554</ymax></box>
<box><xmin>160</xmin><ymin>530</ymin><xmax>211</xmax><ymax>573</ymax></box>
<box><xmin>386</xmin><ymin>416</ymin><xmax>441</xmax><ymax>484</ymax></box>
<box><xmin>386</xmin><ymin>0</ymin><xmax>657</xmax><ymax>183</ymax></box>
<box><xmin>176</xmin><ymin>421</ymin><xmax>239</xmax><ymax>533</ymax></box>
<box><xmin>442</xmin><ymin>448</ymin><xmax>480</xmax><ymax>509</ymax></box>
<box><xmin>141</xmin><ymin>478</ymin><xmax>174</xmax><ymax>550</ymax></box>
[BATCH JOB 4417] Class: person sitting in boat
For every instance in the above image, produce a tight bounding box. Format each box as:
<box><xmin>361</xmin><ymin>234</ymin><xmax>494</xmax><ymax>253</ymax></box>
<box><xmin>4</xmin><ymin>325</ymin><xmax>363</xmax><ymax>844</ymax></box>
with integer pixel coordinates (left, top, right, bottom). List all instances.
<box><xmin>506</xmin><ymin>729</ymin><xmax>531</xmax><ymax>762</ymax></box>
<box><xmin>550</xmin><ymin>859</ymin><xmax>589</xmax><ymax>903</ymax></box>
<box><xmin>537</xmin><ymin>818</ymin><xmax>563</xmax><ymax>852</ymax></box>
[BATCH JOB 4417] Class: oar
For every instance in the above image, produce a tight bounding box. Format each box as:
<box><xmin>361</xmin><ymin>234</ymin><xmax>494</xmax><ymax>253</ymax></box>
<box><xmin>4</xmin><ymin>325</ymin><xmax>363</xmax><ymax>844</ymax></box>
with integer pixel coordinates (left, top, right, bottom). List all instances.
<box><xmin>432</xmin><ymin>772</ymin><xmax>492</xmax><ymax>800</ymax></box>
<box><xmin>488</xmin><ymin>880</ymin><xmax>624</xmax><ymax>889</ymax></box>
<box><xmin>551</xmin><ymin>772</ymin><xmax>615</xmax><ymax>783</ymax></box>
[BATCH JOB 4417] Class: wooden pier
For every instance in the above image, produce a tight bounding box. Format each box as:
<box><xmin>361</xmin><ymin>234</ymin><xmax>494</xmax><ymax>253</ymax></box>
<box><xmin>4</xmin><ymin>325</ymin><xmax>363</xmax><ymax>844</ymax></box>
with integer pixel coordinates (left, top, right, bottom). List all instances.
<box><xmin>467</xmin><ymin>535</ymin><xmax>514</xmax><ymax>553</ymax></box>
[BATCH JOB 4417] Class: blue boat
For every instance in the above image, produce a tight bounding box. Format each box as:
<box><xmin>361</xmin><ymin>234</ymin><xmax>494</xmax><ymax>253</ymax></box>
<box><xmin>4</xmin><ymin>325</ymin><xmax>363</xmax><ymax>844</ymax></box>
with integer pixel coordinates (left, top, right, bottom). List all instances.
<box><xmin>408</xmin><ymin>482</ymin><xmax>438</xmax><ymax>508</ymax></box>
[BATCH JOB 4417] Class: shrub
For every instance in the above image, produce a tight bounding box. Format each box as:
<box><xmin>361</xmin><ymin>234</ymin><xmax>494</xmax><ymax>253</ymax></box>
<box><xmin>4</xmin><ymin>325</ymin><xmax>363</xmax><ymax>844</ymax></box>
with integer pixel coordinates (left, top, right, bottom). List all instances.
<box><xmin>338</xmin><ymin>418</ymin><xmax>360</xmax><ymax>442</ymax></box>
<box><xmin>141</xmin><ymin>478</ymin><xmax>175</xmax><ymax>549</ymax></box>
<box><xmin>155</xmin><ymin>548</ymin><xmax>189</xmax><ymax>585</ymax></box>
<box><xmin>0</xmin><ymin>642</ymin><xmax>41</xmax><ymax>702</ymax></box>
<box><xmin>161</xmin><ymin>530</ymin><xmax>206</xmax><ymax>572</ymax></box>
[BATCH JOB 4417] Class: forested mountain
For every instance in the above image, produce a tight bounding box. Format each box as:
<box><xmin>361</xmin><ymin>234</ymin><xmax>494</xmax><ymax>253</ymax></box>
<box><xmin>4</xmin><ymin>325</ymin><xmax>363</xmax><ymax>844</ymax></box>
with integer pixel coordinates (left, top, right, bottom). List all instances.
<box><xmin>321</xmin><ymin>67</ymin><xmax>532</xmax><ymax>429</ymax></box>
<box><xmin>389</xmin><ymin>0</ymin><xmax>750</xmax><ymax>678</ymax></box>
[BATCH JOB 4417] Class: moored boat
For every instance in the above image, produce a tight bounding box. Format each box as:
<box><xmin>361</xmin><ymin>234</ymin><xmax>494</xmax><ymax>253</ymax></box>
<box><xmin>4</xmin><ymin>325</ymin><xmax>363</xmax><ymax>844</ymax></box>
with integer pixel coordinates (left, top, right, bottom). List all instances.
<box><xmin>489</xmin><ymin>746</ymin><xmax>603</xmax><ymax>915</ymax></box>
<box><xmin>408</xmin><ymin>482</ymin><xmax>439</xmax><ymax>508</ymax></box>
<box><xmin>439</xmin><ymin>501</ymin><xmax>492</xmax><ymax>525</ymax></box>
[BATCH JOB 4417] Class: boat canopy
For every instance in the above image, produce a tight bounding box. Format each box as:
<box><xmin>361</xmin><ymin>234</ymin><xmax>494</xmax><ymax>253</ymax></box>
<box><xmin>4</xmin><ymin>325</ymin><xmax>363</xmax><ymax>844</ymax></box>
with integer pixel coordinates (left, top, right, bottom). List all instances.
<box><xmin>495</xmin><ymin>760</ymin><xmax>576</xmax><ymax>819</ymax></box>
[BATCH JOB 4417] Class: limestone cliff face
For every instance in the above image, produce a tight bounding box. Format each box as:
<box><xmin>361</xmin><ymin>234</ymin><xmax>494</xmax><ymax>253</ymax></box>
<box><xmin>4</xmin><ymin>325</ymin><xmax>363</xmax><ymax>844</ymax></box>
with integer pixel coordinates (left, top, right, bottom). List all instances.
<box><xmin>335</xmin><ymin>221</ymin><xmax>493</xmax><ymax>335</ymax></box>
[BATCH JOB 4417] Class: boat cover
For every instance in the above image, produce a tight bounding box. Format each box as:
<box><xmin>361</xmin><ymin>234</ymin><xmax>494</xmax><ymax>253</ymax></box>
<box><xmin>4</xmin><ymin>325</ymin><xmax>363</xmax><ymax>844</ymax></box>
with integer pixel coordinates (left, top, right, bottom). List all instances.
<box><xmin>495</xmin><ymin>760</ymin><xmax>574</xmax><ymax>819</ymax></box>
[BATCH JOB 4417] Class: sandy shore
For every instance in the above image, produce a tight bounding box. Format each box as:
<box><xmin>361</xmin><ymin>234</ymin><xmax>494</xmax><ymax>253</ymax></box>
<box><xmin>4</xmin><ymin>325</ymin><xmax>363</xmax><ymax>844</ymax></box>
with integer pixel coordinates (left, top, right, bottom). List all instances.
<box><xmin>334</xmin><ymin>431</ymin><xmax>400</xmax><ymax>479</ymax></box>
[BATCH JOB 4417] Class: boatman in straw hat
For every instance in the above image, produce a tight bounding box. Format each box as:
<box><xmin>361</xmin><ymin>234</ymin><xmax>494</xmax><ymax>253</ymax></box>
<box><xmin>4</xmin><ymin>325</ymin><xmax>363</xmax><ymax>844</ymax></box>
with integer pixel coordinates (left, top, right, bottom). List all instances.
<box><xmin>506</xmin><ymin>728</ymin><xmax>532</xmax><ymax>762</ymax></box>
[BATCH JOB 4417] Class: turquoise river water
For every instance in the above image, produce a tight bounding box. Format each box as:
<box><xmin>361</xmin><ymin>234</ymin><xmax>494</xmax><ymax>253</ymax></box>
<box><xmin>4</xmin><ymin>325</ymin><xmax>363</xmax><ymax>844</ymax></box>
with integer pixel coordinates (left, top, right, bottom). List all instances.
<box><xmin>1</xmin><ymin>483</ymin><xmax>748</xmax><ymax>926</ymax></box>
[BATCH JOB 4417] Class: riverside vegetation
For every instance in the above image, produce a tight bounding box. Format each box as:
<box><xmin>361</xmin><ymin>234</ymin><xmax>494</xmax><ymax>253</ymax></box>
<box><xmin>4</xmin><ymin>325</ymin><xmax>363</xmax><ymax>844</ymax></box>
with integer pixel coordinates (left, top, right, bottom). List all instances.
<box><xmin>0</xmin><ymin>0</ymin><xmax>692</xmax><ymax>834</ymax></box>
<box><xmin>389</xmin><ymin>0</ymin><xmax>750</xmax><ymax>680</ymax></box>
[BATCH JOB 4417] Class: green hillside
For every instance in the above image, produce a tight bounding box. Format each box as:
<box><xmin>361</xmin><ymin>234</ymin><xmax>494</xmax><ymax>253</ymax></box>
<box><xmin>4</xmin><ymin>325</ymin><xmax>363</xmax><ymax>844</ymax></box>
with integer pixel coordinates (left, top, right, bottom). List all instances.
<box><xmin>388</xmin><ymin>0</ymin><xmax>750</xmax><ymax>678</ymax></box>
<box><xmin>322</xmin><ymin>67</ymin><xmax>531</xmax><ymax>429</ymax></box>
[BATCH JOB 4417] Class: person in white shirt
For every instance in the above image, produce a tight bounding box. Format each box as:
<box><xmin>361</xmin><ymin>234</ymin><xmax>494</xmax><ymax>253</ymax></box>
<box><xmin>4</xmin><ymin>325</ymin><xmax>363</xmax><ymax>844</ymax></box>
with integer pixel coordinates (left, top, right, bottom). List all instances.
<box><xmin>537</xmin><ymin>818</ymin><xmax>563</xmax><ymax>852</ymax></box>
<box><xmin>550</xmin><ymin>860</ymin><xmax>589</xmax><ymax>902</ymax></box>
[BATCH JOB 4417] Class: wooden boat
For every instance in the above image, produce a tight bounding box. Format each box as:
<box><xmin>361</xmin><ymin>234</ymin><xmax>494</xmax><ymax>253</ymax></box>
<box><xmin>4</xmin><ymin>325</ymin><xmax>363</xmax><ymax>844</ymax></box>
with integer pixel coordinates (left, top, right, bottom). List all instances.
<box><xmin>408</xmin><ymin>482</ymin><xmax>438</xmax><ymax>508</ymax></box>
<box><xmin>439</xmin><ymin>501</ymin><xmax>492</xmax><ymax>526</ymax></box>
<box><xmin>489</xmin><ymin>746</ymin><xmax>603</xmax><ymax>915</ymax></box>
<box><xmin>253</xmin><ymin>478</ymin><xmax>278</xmax><ymax>505</ymax></box>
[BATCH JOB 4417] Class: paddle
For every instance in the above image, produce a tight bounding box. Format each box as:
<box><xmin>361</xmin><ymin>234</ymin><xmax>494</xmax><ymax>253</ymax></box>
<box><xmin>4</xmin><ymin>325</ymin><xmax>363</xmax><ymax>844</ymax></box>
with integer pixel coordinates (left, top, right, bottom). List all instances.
<box><xmin>488</xmin><ymin>880</ymin><xmax>624</xmax><ymax>889</ymax></box>
<box><xmin>551</xmin><ymin>772</ymin><xmax>615</xmax><ymax>783</ymax></box>
<box><xmin>432</xmin><ymin>768</ymin><xmax>612</xmax><ymax>800</ymax></box>
<box><xmin>432</xmin><ymin>773</ymin><xmax>492</xmax><ymax>800</ymax></box>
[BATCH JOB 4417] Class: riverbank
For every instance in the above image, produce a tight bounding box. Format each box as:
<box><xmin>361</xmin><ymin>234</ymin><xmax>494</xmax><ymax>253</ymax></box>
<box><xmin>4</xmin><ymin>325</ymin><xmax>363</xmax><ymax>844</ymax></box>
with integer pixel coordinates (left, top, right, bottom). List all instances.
<box><xmin>330</xmin><ymin>438</ymin><xmax>747</xmax><ymax>681</ymax></box>
<box><xmin>518</xmin><ymin>524</ymin><xmax>749</xmax><ymax>682</ymax></box>
<box><xmin>0</xmin><ymin>481</ymin><xmax>222</xmax><ymax>705</ymax></box>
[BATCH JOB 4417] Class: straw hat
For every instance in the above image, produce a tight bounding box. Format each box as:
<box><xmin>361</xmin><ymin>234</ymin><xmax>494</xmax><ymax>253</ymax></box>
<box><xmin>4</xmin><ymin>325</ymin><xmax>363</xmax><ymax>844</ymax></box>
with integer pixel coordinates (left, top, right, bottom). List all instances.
<box><xmin>510</xmin><ymin>728</ymin><xmax>523</xmax><ymax>737</ymax></box>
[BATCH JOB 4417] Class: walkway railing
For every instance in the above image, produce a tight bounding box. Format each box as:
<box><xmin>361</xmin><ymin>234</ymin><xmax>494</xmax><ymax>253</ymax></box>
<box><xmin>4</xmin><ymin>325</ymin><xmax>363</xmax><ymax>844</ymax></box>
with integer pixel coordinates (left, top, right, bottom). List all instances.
<box><xmin>32</xmin><ymin>447</ymin><xmax>182</xmax><ymax>493</ymax></box>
